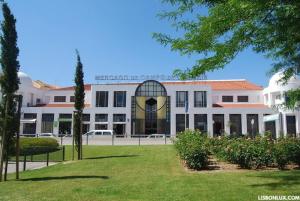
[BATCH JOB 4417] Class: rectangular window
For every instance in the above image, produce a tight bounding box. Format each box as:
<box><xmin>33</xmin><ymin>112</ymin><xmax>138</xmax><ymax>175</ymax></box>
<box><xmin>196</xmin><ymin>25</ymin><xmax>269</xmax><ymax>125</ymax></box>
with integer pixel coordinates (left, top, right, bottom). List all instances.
<box><xmin>70</xmin><ymin>96</ymin><xmax>75</xmax><ymax>102</ymax></box>
<box><xmin>95</xmin><ymin>114</ymin><xmax>108</xmax><ymax>122</ymax></box>
<box><xmin>23</xmin><ymin>113</ymin><xmax>37</xmax><ymax>135</ymax></box>
<box><xmin>229</xmin><ymin>114</ymin><xmax>242</xmax><ymax>136</ymax></box>
<box><xmin>176</xmin><ymin>114</ymin><xmax>189</xmax><ymax>133</ymax></box>
<box><xmin>96</xmin><ymin>91</ymin><xmax>108</xmax><ymax>107</ymax></box>
<box><xmin>237</xmin><ymin>96</ymin><xmax>248</xmax><ymax>102</ymax></box>
<box><xmin>247</xmin><ymin>114</ymin><xmax>259</xmax><ymax>136</ymax></box>
<box><xmin>82</xmin><ymin>124</ymin><xmax>90</xmax><ymax>134</ymax></box>
<box><xmin>113</xmin><ymin>114</ymin><xmax>126</xmax><ymax>122</ymax></box>
<box><xmin>59</xmin><ymin>113</ymin><xmax>72</xmax><ymax>119</ymax></box>
<box><xmin>95</xmin><ymin>124</ymin><xmax>107</xmax><ymax>130</ymax></box>
<box><xmin>114</xmin><ymin>91</ymin><xmax>126</xmax><ymax>107</ymax></box>
<box><xmin>194</xmin><ymin>91</ymin><xmax>207</xmax><ymax>107</ymax></box>
<box><xmin>54</xmin><ymin>96</ymin><xmax>66</xmax><ymax>102</ymax></box>
<box><xmin>82</xmin><ymin>113</ymin><xmax>90</xmax><ymax>122</ymax></box>
<box><xmin>176</xmin><ymin>91</ymin><xmax>188</xmax><ymax>107</ymax></box>
<box><xmin>24</xmin><ymin>113</ymin><xmax>37</xmax><ymax>119</ymax></box>
<box><xmin>194</xmin><ymin>114</ymin><xmax>207</xmax><ymax>133</ymax></box>
<box><xmin>41</xmin><ymin>113</ymin><xmax>54</xmax><ymax>133</ymax></box>
<box><xmin>222</xmin><ymin>96</ymin><xmax>233</xmax><ymax>102</ymax></box>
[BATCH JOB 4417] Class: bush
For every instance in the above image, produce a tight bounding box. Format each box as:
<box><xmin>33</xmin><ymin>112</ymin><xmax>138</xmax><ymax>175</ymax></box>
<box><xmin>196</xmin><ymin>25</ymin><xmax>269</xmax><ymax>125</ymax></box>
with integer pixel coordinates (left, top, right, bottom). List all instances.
<box><xmin>273</xmin><ymin>138</ymin><xmax>300</xmax><ymax>169</ymax></box>
<box><xmin>209</xmin><ymin>136</ymin><xmax>274</xmax><ymax>169</ymax></box>
<box><xmin>19</xmin><ymin>138</ymin><xmax>59</xmax><ymax>155</ymax></box>
<box><xmin>174</xmin><ymin>130</ymin><xmax>209</xmax><ymax>170</ymax></box>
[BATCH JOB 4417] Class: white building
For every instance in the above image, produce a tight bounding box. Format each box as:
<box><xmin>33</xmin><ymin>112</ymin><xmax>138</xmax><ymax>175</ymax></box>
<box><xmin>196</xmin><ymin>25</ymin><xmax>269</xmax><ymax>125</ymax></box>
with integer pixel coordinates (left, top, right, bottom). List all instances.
<box><xmin>17</xmin><ymin>72</ymin><xmax>300</xmax><ymax>138</ymax></box>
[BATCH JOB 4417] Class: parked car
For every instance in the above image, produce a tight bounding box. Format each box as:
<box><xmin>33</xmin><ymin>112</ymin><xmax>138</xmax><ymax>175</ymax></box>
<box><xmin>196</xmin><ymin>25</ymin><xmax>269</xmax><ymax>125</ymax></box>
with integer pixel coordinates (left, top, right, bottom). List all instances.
<box><xmin>38</xmin><ymin>133</ymin><xmax>56</xmax><ymax>138</ymax></box>
<box><xmin>83</xmin><ymin>130</ymin><xmax>114</xmax><ymax>136</ymax></box>
<box><xmin>147</xmin><ymin>134</ymin><xmax>166</xmax><ymax>139</ymax></box>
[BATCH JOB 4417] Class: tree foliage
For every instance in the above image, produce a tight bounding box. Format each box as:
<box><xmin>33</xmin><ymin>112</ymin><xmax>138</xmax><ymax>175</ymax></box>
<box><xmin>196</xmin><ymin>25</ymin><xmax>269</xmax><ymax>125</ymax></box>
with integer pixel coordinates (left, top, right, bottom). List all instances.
<box><xmin>154</xmin><ymin>0</ymin><xmax>300</xmax><ymax>108</ymax></box>
<box><xmin>73</xmin><ymin>50</ymin><xmax>85</xmax><ymax>160</ymax></box>
<box><xmin>0</xmin><ymin>2</ymin><xmax>20</xmax><ymax>181</ymax></box>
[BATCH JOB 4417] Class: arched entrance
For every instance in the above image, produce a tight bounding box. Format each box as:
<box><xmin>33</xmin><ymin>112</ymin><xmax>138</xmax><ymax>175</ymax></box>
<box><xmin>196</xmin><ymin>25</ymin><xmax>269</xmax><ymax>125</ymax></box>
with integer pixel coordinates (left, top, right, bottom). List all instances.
<box><xmin>131</xmin><ymin>80</ymin><xmax>170</xmax><ymax>135</ymax></box>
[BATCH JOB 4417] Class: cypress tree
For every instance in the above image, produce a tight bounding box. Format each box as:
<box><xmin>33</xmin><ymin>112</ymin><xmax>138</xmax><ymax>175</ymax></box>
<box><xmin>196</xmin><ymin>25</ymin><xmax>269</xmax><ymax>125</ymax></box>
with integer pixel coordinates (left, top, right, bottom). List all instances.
<box><xmin>73</xmin><ymin>50</ymin><xmax>85</xmax><ymax>160</ymax></box>
<box><xmin>0</xmin><ymin>2</ymin><xmax>20</xmax><ymax>181</ymax></box>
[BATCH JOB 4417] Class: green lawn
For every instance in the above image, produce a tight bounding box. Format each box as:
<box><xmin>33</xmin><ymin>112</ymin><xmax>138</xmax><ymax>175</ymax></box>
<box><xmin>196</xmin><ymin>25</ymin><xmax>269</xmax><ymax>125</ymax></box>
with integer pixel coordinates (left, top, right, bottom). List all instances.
<box><xmin>0</xmin><ymin>145</ymin><xmax>300</xmax><ymax>201</ymax></box>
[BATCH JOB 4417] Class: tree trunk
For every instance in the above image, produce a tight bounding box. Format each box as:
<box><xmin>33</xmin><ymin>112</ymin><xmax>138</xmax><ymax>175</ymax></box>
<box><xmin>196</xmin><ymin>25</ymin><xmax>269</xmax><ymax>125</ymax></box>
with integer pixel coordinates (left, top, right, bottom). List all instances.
<box><xmin>4</xmin><ymin>157</ymin><xmax>8</xmax><ymax>181</ymax></box>
<box><xmin>16</xmin><ymin>95</ymin><xmax>22</xmax><ymax>180</ymax></box>
<box><xmin>0</xmin><ymin>97</ymin><xmax>9</xmax><ymax>182</ymax></box>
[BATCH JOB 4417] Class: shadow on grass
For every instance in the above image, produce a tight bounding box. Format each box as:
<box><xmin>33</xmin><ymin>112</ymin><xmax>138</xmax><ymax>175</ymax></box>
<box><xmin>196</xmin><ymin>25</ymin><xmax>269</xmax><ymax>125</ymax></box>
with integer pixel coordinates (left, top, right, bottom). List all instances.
<box><xmin>84</xmin><ymin>154</ymin><xmax>139</xmax><ymax>160</ymax></box>
<box><xmin>20</xmin><ymin>175</ymin><xmax>109</xmax><ymax>181</ymax></box>
<box><xmin>248</xmin><ymin>171</ymin><xmax>300</xmax><ymax>190</ymax></box>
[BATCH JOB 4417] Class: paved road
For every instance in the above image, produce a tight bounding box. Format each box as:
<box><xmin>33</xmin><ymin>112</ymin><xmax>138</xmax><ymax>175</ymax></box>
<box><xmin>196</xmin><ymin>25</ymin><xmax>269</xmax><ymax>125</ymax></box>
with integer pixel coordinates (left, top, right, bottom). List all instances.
<box><xmin>5</xmin><ymin>161</ymin><xmax>56</xmax><ymax>174</ymax></box>
<box><xmin>55</xmin><ymin>136</ymin><xmax>173</xmax><ymax>146</ymax></box>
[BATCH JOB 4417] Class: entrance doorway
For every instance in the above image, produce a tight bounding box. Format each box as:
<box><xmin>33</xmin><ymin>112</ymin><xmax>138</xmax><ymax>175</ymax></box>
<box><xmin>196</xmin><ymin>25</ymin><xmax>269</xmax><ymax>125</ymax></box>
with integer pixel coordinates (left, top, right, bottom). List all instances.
<box><xmin>286</xmin><ymin>116</ymin><xmax>296</xmax><ymax>137</ymax></box>
<box><xmin>264</xmin><ymin>121</ymin><xmax>276</xmax><ymax>139</ymax></box>
<box><xmin>145</xmin><ymin>98</ymin><xmax>157</xmax><ymax>134</ymax></box>
<box><xmin>213</xmin><ymin>114</ymin><xmax>224</xmax><ymax>137</ymax></box>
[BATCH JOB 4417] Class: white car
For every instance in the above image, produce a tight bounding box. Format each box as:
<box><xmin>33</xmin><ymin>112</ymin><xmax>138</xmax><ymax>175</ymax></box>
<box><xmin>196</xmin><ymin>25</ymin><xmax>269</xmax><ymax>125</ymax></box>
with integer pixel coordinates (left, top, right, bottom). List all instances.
<box><xmin>83</xmin><ymin>130</ymin><xmax>114</xmax><ymax>136</ymax></box>
<box><xmin>38</xmin><ymin>133</ymin><xmax>56</xmax><ymax>138</ymax></box>
<box><xmin>147</xmin><ymin>134</ymin><xmax>166</xmax><ymax>139</ymax></box>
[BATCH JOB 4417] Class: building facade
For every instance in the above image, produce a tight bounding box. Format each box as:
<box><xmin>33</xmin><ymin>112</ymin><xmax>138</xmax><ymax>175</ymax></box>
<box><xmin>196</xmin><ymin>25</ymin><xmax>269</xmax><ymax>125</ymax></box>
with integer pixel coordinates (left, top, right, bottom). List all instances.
<box><xmin>17</xmin><ymin>72</ymin><xmax>300</xmax><ymax>138</ymax></box>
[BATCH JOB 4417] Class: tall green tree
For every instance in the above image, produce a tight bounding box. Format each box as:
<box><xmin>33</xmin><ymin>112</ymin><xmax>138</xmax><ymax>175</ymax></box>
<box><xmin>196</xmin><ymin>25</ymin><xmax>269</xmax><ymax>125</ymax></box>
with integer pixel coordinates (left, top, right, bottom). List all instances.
<box><xmin>0</xmin><ymin>2</ymin><xmax>20</xmax><ymax>181</ymax></box>
<box><xmin>154</xmin><ymin>0</ymin><xmax>300</xmax><ymax>108</ymax></box>
<box><xmin>73</xmin><ymin>50</ymin><xmax>85</xmax><ymax>160</ymax></box>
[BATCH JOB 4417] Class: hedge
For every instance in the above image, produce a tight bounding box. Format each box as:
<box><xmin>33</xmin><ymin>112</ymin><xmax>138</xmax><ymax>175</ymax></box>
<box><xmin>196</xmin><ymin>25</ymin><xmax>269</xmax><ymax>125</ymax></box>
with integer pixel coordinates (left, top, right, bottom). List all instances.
<box><xmin>10</xmin><ymin>138</ymin><xmax>60</xmax><ymax>156</ymax></box>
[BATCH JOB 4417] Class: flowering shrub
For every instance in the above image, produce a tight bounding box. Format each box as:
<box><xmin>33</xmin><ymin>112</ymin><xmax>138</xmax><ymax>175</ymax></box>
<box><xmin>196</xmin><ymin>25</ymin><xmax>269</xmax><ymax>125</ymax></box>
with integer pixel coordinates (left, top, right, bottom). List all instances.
<box><xmin>174</xmin><ymin>130</ymin><xmax>300</xmax><ymax>170</ymax></box>
<box><xmin>210</xmin><ymin>136</ymin><xmax>300</xmax><ymax>170</ymax></box>
<box><xmin>274</xmin><ymin>138</ymin><xmax>300</xmax><ymax>169</ymax></box>
<box><xmin>174</xmin><ymin>130</ymin><xmax>209</xmax><ymax>170</ymax></box>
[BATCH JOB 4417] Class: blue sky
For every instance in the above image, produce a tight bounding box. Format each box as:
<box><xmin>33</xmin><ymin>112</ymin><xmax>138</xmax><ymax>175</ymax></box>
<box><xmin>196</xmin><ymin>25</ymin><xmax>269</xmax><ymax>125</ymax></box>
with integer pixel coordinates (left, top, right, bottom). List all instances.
<box><xmin>2</xmin><ymin>0</ymin><xmax>273</xmax><ymax>87</ymax></box>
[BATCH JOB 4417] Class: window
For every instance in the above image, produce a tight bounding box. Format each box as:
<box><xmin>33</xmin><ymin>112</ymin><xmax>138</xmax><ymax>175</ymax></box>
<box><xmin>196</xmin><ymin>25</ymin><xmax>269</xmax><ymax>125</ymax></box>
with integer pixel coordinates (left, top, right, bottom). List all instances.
<box><xmin>70</xmin><ymin>96</ymin><xmax>75</xmax><ymax>102</ymax></box>
<box><xmin>24</xmin><ymin>113</ymin><xmax>37</xmax><ymax>119</ymax></box>
<box><xmin>176</xmin><ymin>114</ymin><xmax>189</xmax><ymax>133</ymax></box>
<box><xmin>247</xmin><ymin>114</ymin><xmax>259</xmax><ymax>136</ymax></box>
<box><xmin>54</xmin><ymin>96</ymin><xmax>66</xmax><ymax>102</ymax></box>
<box><xmin>95</xmin><ymin>114</ymin><xmax>108</xmax><ymax>122</ymax></box>
<box><xmin>229</xmin><ymin>114</ymin><xmax>242</xmax><ymax>136</ymax></box>
<box><xmin>96</xmin><ymin>91</ymin><xmax>108</xmax><ymax>107</ymax></box>
<box><xmin>41</xmin><ymin>113</ymin><xmax>54</xmax><ymax>133</ymax></box>
<box><xmin>82</xmin><ymin>114</ymin><xmax>90</xmax><ymax>122</ymax></box>
<box><xmin>23</xmin><ymin>113</ymin><xmax>37</xmax><ymax>134</ymax></box>
<box><xmin>194</xmin><ymin>91</ymin><xmax>207</xmax><ymax>107</ymax></box>
<box><xmin>222</xmin><ymin>96</ymin><xmax>233</xmax><ymax>102</ymax></box>
<box><xmin>95</xmin><ymin>124</ymin><xmax>107</xmax><ymax>130</ymax></box>
<box><xmin>59</xmin><ymin>113</ymin><xmax>72</xmax><ymax>119</ymax></box>
<box><xmin>113</xmin><ymin>114</ymin><xmax>126</xmax><ymax>122</ymax></box>
<box><xmin>194</xmin><ymin>114</ymin><xmax>207</xmax><ymax>133</ymax></box>
<box><xmin>237</xmin><ymin>96</ymin><xmax>248</xmax><ymax>102</ymax></box>
<box><xmin>176</xmin><ymin>91</ymin><xmax>188</xmax><ymax>107</ymax></box>
<box><xmin>114</xmin><ymin>91</ymin><xmax>126</xmax><ymax>107</ymax></box>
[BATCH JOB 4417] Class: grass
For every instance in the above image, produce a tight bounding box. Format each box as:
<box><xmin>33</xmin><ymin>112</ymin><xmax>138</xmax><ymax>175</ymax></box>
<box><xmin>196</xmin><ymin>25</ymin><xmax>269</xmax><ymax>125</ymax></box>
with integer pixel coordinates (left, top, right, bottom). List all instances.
<box><xmin>0</xmin><ymin>145</ymin><xmax>299</xmax><ymax>201</ymax></box>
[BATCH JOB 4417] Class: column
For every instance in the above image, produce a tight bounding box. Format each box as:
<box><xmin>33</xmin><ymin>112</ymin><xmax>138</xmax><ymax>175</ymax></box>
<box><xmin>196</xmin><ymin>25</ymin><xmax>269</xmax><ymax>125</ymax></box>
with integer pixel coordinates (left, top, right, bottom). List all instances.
<box><xmin>224</xmin><ymin>113</ymin><xmax>230</xmax><ymax>135</ymax></box>
<box><xmin>241</xmin><ymin>113</ymin><xmax>247</xmax><ymax>135</ymax></box>
<box><xmin>207</xmin><ymin>113</ymin><xmax>213</xmax><ymax>137</ymax></box>
<box><xmin>190</xmin><ymin>113</ymin><xmax>194</xmax><ymax>130</ymax></box>
<box><xmin>53</xmin><ymin>113</ymin><xmax>59</xmax><ymax>136</ymax></box>
<box><xmin>90</xmin><ymin>112</ymin><xmax>95</xmax><ymax>130</ymax></box>
<box><xmin>36</xmin><ymin>112</ymin><xmax>42</xmax><ymax>133</ymax></box>
<box><xmin>258</xmin><ymin>113</ymin><xmax>264</xmax><ymax>135</ymax></box>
